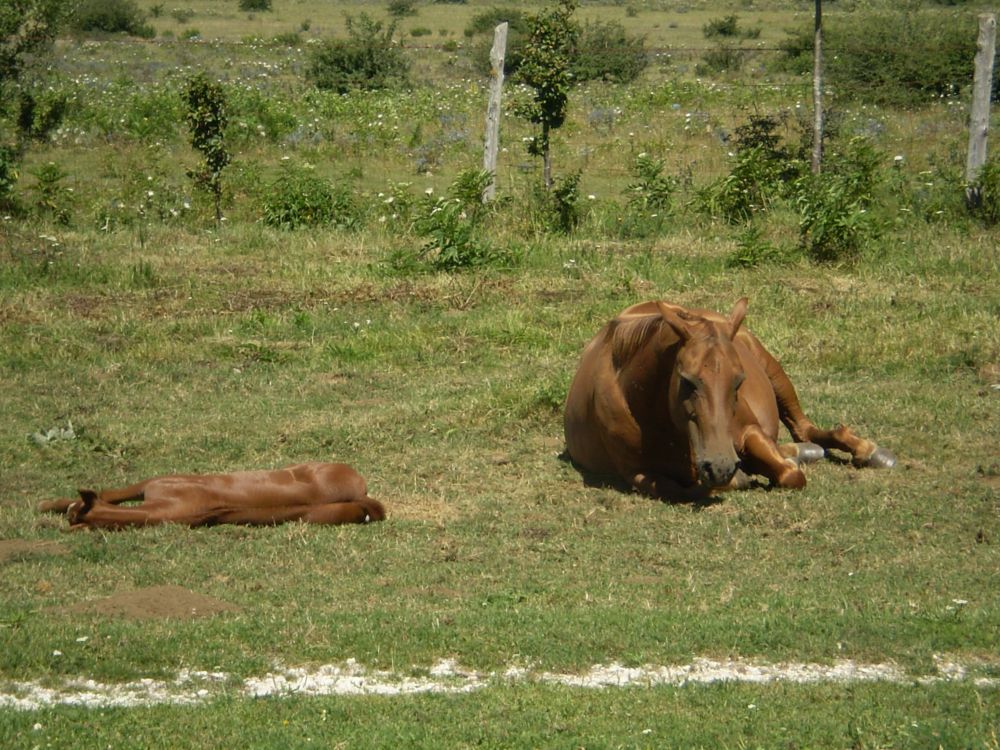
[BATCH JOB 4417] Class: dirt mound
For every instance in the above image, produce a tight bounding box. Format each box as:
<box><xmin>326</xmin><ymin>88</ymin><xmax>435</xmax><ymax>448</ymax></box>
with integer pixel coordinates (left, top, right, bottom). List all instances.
<box><xmin>0</xmin><ymin>539</ymin><xmax>69</xmax><ymax>563</ymax></box>
<box><xmin>60</xmin><ymin>585</ymin><xmax>241</xmax><ymax>620</ymax></box>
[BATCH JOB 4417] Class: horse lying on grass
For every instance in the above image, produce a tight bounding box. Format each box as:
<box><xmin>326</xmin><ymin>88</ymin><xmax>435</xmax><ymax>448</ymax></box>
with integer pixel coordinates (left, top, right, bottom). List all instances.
<box><xmin>563</xmin><ymin>298</ymin><xmax>895</xmax><ymax>499</ymax></box>
<box><xmin>38</xmin><ymin>462</ymin><xmax>386</xmax><ymax>530</ymax></box>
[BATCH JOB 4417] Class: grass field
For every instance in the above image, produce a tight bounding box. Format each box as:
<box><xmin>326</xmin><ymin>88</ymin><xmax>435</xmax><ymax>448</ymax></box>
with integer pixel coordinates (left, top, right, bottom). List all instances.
<box><xmin>2</xmin><ymin>1</ymin><xmax>999</xmax><ymax>747</ymax></box>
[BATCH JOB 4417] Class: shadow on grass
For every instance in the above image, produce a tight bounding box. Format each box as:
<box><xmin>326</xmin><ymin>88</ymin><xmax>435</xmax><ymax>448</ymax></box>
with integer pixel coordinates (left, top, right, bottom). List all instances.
<box><xmin>556</xmin><ymin>450</ymin><xmax>725</xmax><ymax>511</ymax></box>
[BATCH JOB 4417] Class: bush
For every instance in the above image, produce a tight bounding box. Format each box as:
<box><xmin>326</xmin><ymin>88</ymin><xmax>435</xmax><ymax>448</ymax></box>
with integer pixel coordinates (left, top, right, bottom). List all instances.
<box><xmin>306</xmin><ymin>14</ymin><xmax>409</xmax><ymax>93</ymax></box>
<box><xmin>571</xmin><ymin>20</ymin><xmax>647</xmax><ymax>84</ymax></box>
<box><xmin>0</xmin><ymin>144</ymin><xmax>21</xmax><ymax>210</ymax></box>
<box><xmin>238</xmin><ymin>0</ymin><xmax>272</xmax><ymax>12</ymax></box>
<box><xmin>27</xmin><ymin>160</ymin><xmax>73</xmax><ymax>224</ymax></box>
<box><xmin>387</xmin><ymin>0</ymin><xmax>417</xmax><ymax>18</ymax></box>
<box><xmin>696</xmin><ymin>145</ymin><xmax>791</xmax><ymax>224</ymax></box>
<box><xmin>412</xmin><ymin>170</ymin><xmax>504</xmax><ymax>270</ymax></box>
<box><xmin>17</xmin><ymin>88</ymin><xmax>69</xmax><ymax>142</ymax></box>
<box><xmin>703</xmin><ymin>15</ymin><xmax>739</xmax><ymax>38</ymax></box>
<box><xmin>465</xmin><ymin>8</ymin><xmax>530</xmax><ymax>76</ymax></box>
<box><xmin>698</xmin><ymin>44</ymin><xmax>746</xmax><ymax>75</ymax></box>
<box><xmin>71</xmin><ymin>0</ymin><xmax>153</xmax><ymax>37</ymax></box>
<box><xmin>467</xmin><ymin>11</ymin><xmax>646</xmax><ymax>84</ymax></box>
<box><xmin>262</xmin><ymin>164</ymin><xmax>358</xmax><ymax>230</ymax></box>
<box><xmin>725</xmin><ymin>225</ymin><xmax>788</xmax><ymax>269</ymax></box>
<box><xmin>969</xmin><ymin>156</ymin><xmax>1000</xmax><ymax>227</ymax></box>
<box><xmin>776</xmin><ymin>9</ymin><xmax>994</xmax><ymax>106</ymax></box>
<box><xmin>696</xmin><ymin>114</ymin><xmax>801</xmax><ymax>224</ymax></box>
<box><xmin>794</xmin><ymin>137</ymin><xmax>883</xmax><ymax>262</ymax></box>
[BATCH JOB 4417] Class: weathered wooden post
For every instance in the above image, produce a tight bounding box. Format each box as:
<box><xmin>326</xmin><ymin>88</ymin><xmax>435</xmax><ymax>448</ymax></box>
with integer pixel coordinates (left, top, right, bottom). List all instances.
<box><xmin>966</xmin><ymin>13</ymin><xmax>996</xmax><ymax>207</ymax></box>
<box><xmin>811</xmin><ymin>0</ymin><xmax>823</xmax><ymax>175</ymax></box>
<box><xmin>482</xmin><ymin>22</ymin><xmax>508</xmax><ymax>203</ymax></box>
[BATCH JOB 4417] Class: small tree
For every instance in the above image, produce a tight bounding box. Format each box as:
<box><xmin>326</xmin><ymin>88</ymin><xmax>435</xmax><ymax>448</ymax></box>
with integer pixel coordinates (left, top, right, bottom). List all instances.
<box><xmin>184</xmin><ymin>73</ymin><xmax>230</xmax><ymax>224</ymax></box>
<box><xmin>513</xmin><ymin>0</ymin><xmax>577</xmax><ymax>190</ymax></box>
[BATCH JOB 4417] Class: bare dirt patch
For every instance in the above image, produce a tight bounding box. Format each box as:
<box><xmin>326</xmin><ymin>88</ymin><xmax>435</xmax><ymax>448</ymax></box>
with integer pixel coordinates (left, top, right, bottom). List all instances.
<box><xmin>0</xmin><ymin>539</ymin><xmax>70</xmax><ymax>563</ymax></box>
<box><xmin>57</xmin><ymin>585</ymin><xmax>241</xmax><ymax>620</ymax></box>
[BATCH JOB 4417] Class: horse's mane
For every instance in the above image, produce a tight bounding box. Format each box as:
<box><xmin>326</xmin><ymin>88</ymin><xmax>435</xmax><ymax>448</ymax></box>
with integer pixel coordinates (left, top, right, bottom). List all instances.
<box><xmin>609</xmin><ymin>314</ymin><xmax>667</xmax><ymax>370</ymax></box>
<box><xmin>609</xmin><ymin>309</ymin><xmax>719</xmax><ymax>369</ymax></box>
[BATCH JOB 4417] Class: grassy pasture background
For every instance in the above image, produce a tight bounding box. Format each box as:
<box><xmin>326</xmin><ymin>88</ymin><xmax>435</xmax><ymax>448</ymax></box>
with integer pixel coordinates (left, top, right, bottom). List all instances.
<box><xmin>2</xmin><ymin>0</ymin><xmax>1000</xmax><ymax>746</ymax></box>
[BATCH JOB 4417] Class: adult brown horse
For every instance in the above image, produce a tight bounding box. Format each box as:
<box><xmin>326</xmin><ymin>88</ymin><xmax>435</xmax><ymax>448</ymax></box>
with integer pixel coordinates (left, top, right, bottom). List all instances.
<box><xmin>563</xmin><ymin>298</ymin><xmax>895</xmax><ymax>499</ymax></box>
<box><xmin>37</xmin><ymin>462</ymin><xmax>386</xmax><ymax>530</ymax></box>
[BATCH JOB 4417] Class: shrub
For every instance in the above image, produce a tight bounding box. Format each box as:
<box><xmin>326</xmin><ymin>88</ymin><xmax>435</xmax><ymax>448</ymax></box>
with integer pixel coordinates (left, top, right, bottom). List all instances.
<box><xmin>697</xmin><ymin>114</ymin><xmax>802</xmax><ymax>224</ymax></box>
<box><xmin>412</xmin><ymin>169</ymin><xmax>509</xmax><ymax>270</ymax></box>
<box><xmin>262</xmin><ymin>164</ymin><xmax>358</xmax><ymax>230</ymax></box>
<box><xmin>696</xmin><ymin>146</ymin><xmax>789</xmax><ymax>224</ymax></box>
<box><xmin>699</xmin><ymin>44</ymin><xmax>745</xmax><ymax>75</ymax></box>
<box><xmin>17</xmin><ymin>88</ymin><xmax>69</xmax><ymax>142</ymax></box>
<box><xmin>387</xmin><ymin>0</ymin><xmax>417</xmax><ymax>18</ymax></box>
<box><xmin>725</xmin><ymin>225</ymin><xmax>788</xmax><ymax>269</ymax></box>
<box><xmin>544</xmin><ymin>171</ymin><xmax>581</xmax><ymax>234</ymax></box>
<box><xmin>0</xmin><ymin>145</ymin><xmax>21</xmax><ymax>210</ymax></box>
<box><xmin>777</xmin><ymin>9</ymin><xmax>993</xmax><ymax>106</ymax></box>
<box><xmin>71</xmin><ymin>0</ymin><xmax>154</xmax><ymax>37</ymax></box>
<box><xmin>625</xmin><ymin>152</ymin><xmax>675</xmax><ymax>214</ymax></box>
<box><xmin>238</xmin><ymin>0</ymin><xmax>272</xmax><ymax>12</ymax></box>
<box><xmin>306</xmin><ymin>14</ymin><xmax>409</xmax><ymax>93</ymax></box>
<box><xmin>465</xmin><ymin>8</ymin><xmax>530</xmax><ymax>76</ymax></box>
<box><xmin>571</xmin><ymin>20</ymin><xmax>647</xmax><ymax>84</ymax></box>
<box><xmin>703</xmin><ymin>15</ymin><xmax>739</xmax><ymax>38</ymax></box>
<box><xmin>794</xmin><ymin>137</ymin><xmax>883</xmax><ymax>262</ymax></box>
<box><xmin>27</xmin><ymin>161</ymin><xmax>73</xmax><ymax>224</ymax></box>
<box><xmin>969</xmin><ymin>156</ymin><xmax>1000</xmax><ymax>227</ymax></box>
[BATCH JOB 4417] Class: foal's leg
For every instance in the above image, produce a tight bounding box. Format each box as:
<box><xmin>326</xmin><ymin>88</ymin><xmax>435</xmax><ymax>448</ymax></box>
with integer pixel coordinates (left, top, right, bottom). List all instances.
<box><xmin>39</xmin><ymin>480</ymin><xmax>150</xmax><ymax>514</ymax></box>
<box><xmin>67</xmin><ymin>491</ymin><xmax>176</xmax><ymax>530</ymax></box>
<box><xmin>303</xmin><ymin>499</ymin><xmax>386</xmax><ymax>525</ymax></box>
<box><xmin>219</xmin><ymin>498</ymin><xmax>386</xmax><ymax>526</ymax></box>
<box><xmin>744</xmin><ymin>334</ymin><xmax>896</xmax><ymax>468</ymax></box>
<box><xmin>737</xmin><ymin>426</ymin><xmax>807</xmax><ymax>489</ymax></box>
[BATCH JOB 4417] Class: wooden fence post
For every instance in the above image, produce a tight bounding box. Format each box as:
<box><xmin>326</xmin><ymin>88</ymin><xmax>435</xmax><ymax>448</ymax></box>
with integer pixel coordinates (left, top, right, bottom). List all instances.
<box><xmin>482</xmin><ymin>22</ymin><xmax>508</xmax><ymax>203</ymax></box>
<box><xmin>966</xmin><ymin>13</ymin><xmax>996</xmax><ymax>207</ymax></box>
<box><xmin>811</xmin><ymin>0</ymin><xmax>823</xmax><ymax>175</ymax></box>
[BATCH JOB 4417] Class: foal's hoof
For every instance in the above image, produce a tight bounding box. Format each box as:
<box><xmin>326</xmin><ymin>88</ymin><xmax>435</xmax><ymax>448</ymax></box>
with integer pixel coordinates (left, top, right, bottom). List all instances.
<box><xmin>858</xmin><ymin>446</ymin><xmax>897</xmax><ymax>469</ymax></box>
<box><xmin>793</xmin><ymin>442</ymin><xmax>826</xmax><ymax>465</ymax></box>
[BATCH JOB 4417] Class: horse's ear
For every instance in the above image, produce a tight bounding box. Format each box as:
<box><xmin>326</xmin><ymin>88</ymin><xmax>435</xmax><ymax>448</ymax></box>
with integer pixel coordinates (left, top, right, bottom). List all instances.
<box><xmin>728</xmin><ymin>297</ymin><xmax>749</xmax><ymax>339</ymax></box>
<box><xmin>657</xmin><ymin>301</ymin><xmax>692</xmax><ymax>341</ymax></box>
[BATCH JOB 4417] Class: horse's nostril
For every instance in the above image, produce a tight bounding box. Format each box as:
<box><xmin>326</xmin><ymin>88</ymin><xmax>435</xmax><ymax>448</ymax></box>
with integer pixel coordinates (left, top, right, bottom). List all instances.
<box><xmin>699</xmin><ymin>460</ymin><xmax>736</xmax><ymax>486</ymax></box>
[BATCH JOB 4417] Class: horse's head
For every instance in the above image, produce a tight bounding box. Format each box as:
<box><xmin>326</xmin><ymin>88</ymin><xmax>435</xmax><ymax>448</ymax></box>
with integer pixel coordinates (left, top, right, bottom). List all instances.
<box><xmin>659</xmin><ymin>299</ymin><xmax>748</xmax><ymax>488</ymax></box>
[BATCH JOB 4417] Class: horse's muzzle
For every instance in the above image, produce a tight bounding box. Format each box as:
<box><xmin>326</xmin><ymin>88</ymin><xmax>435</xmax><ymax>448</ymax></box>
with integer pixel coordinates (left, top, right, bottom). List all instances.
<box><xmin>697</xmin><ymin>459</ymin><xmax>738</xmax><ymax>488</ymax></box>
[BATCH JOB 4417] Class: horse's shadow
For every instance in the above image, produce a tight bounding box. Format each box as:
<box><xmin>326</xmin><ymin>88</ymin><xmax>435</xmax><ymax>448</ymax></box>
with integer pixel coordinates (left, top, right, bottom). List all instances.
<box><xmin>556</xmin><ymin>450</ymin><xmax>728</xmax><ymax>511</ymax></box>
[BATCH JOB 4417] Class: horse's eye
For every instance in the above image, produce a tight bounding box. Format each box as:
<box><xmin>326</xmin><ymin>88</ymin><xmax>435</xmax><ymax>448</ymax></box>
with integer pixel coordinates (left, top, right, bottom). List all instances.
<box><xmin>733</xmin><ymin>372</ymin><xmax>746</xmax><ymax>391</ymax></box>
<box><xmin>679</xmin><ymin>373</ymin><xmax>698</xmax><ymax>397</ymax></box>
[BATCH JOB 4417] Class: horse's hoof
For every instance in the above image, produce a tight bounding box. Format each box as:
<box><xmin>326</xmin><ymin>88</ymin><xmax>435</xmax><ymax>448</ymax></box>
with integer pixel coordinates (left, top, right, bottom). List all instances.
<box><xmin>794</xmin><ymin>442</ymin><xmax>825</xmax><ymax>464</ymax></box>
<box><xmin>726</xmin><ymin>469</ymin><xmax>752</xmax><ymax>491</ymax></box>
<box><xmin>860</xmin><ymin>446</ymin><xmax>896</xmax><ymax>469</ymax></box>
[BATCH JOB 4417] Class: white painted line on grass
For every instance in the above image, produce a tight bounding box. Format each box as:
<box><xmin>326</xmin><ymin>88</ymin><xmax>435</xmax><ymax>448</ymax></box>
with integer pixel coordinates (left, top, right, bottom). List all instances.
<box><xmin>2</xmin><ymin>657</ymin><xmax>997</xmax><ymax>711</ymax></box>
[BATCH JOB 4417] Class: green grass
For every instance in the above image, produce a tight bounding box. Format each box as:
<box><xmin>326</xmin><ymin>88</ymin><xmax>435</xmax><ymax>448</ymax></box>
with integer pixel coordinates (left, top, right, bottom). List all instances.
<box><xmin>3</xmin><ymin>0</ymin><xmax>1000</xmax><ymax>744</ymax></box>
<box><xmin>2</xmin><ymin>682</ymin><xmax>999</xmax><ymax>749</ymax></box>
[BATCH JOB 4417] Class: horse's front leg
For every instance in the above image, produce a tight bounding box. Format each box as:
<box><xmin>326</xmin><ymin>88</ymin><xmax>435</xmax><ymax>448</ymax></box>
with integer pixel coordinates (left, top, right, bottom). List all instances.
<box><xmin>737</xmin><ymin>426</ymin><xmax>807</xmax><ymax>489</ymax></box>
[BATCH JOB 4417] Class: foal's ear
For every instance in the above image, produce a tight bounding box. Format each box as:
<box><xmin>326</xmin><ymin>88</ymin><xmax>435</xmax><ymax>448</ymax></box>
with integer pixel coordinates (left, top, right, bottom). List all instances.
<box><xmin>657</xmin><ymin>301</ymin><xmax>692</xmax><ymax>341</ymax></box>
<box><xmin>728</xmin><ymin>297</ymin><xmax>749</xmax><ymax>339</ymax></box>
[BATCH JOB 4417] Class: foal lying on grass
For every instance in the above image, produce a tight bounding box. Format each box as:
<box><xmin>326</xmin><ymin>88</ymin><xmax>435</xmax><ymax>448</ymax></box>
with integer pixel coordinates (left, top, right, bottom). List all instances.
<box><xmin>38</xmin><ymin>462</ymin><xmax>386</xmax><ymax>530</ymax></box>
